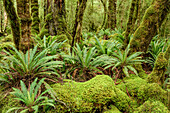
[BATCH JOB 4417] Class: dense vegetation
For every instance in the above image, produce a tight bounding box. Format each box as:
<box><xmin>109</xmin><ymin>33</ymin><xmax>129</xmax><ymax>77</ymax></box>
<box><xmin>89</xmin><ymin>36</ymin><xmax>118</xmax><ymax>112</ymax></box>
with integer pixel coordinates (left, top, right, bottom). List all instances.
<box><xmin>0</xmin><ymin>0</ymin><xmax>169</xmax><ymax>112</ymax></box>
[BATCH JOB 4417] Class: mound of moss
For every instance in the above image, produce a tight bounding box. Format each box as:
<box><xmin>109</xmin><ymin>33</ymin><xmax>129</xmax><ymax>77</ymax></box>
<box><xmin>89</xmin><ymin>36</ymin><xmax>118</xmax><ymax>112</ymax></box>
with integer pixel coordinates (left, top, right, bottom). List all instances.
<box><xmin>138</xmin><ymin>83</ymin><xmax>168</xmax><ymax>106</ymax></box>
<box><xmin>51</xmin><ymin>75</ymin><xmax>132</xmax><ymax>112</ymax></box>
<box><xmin>104</xmin><ymin>105</ymin><xmax>121</xmax><ymax>113</ymax></box>
<box><xmin>134</xmin><ymin>100</ymin><xmax>169</xmax><ymax>113</ymax></box>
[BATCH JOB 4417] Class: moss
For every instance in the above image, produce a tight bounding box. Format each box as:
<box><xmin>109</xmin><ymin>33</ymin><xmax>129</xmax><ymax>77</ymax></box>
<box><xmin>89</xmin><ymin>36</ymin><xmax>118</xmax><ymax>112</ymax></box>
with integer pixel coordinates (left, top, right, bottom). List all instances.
<box><xmin>164</xmin><ymin>45</ymin><xmax>170</xmax><ymax>60</ymax></box>
<box><xmin>112</xmin><ymin>88</ymin><xmax>133</xmax><ymax>112</ymax></box>
<box><xmin>46</xmin><ymin>13</ymin><xmax>53</xmax><ymax>21</ymax></box>
<box><xmin>135</xmin><ymin>64</ymin><xmax>147</xmax><ymax>79</ymax></box>
<box><xmin>104</xmin><ymin>105</ymin><xmax>121</xmax><ymax>113</ymax></box>
<box><xmin>147</xmin><ymin>52</ymin><xmax>168</xmax><ymax>84</ymax></box>
<box><xmin>117</xmin><ymin>77</ymin><xmax>147</xmax><ymax>98</ymax></box>
<box><xmin>51</xmin><ymin>75</ymin><xmax>132</xmax><ymax>112</ymax></box>
<box><xmin>134</xmin><ymin>100</ymin><xmax>169</xmax><ymax>113</ymax></box>
<box><xmin>130</xmin><ymin>0</ymin><xmax>169</xmax><ymax>52</ymax></box>
<box><xmin>137</xmin><ymin>83</ymin><xmax>168</xmax><ymax>106</ymax></box>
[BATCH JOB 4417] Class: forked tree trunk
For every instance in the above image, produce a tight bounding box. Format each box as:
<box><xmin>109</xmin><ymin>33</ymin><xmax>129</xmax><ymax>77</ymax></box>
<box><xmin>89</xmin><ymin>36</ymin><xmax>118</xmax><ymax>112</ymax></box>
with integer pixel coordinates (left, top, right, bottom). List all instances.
<box><xmin>3</xmin><ymin>0</ymin><xmax>21</xmax><ymax>50</ymax></box>
<box><xmin>31</xmin><ymin>0</ymin><xmax>40</xmax><ymax>34</ymax></box>
<box><xmin>17</xmin><ymin>0</ymin><xmax>32</xmax><ymax>51</ymax></box>
<box><xmin>107</xmin><ymin>0</ymin><xmax>116</xmax><ymax>29</ymax></box>
<box><xmin>130</xmin><ymin>0</ymin><xmax>170</xmax><ymax>53</ymax></box>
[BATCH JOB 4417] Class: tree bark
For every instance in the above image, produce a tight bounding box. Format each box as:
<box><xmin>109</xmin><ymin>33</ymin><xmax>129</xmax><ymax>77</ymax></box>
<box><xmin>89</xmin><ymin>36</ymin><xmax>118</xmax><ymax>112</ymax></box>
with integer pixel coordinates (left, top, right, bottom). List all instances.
<box><xmin>31</xmin><ymin>0</ymin><xmax>40</xmax><ymax>34</ymax></box>
<box><xmin>54</xmin><ymin>0</ymin><xmax>66</xmax><ymax>35</ymax></box>
<box><xmin>3</xmin><ymin>0</ymin><xmax>21</xmax><ymax>50</ymax></box>
<box><xmin>124</xmin><ymin>0</ymin><xmax>138</xmax><ymax>44</ymax></box>
<box><xmin>71</xmin><ymin>0</ymin><xmax>87</xmax><ymax>48</ymax></box>
<box><xmin>107</xmin><ymin>0</ymin><xmax>116</xmax><ymax>29</ymax></box>
<box><xmin>130</xmin><ymin>0</ymin><xmax>170</xmax><ymax>53</ymax></box>
<box><xmin>17</xmin><ymin>0</ymin><xmax>32</xmax><ymax>51</ymax></box>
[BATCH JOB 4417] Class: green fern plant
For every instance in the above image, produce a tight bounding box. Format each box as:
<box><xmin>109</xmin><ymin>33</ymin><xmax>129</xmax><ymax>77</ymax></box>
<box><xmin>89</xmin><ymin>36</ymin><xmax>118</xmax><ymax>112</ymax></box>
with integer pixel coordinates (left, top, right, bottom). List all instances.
<box><xmin>0</xmin><ymin>45</ymin><xmax>63</xmax><ymax>87</ymax></box>
<box><xmin>7</xmin><ymin>78</ymin><xmax>55</xmax><ymax>113</ymax></box>
<box><xmin>102</xmin><ymin>44</ymin><xmax>145</xmax><ymax>78</ymax></box>
<box><xmin>33</xmin><ymin>35</ymin><xmax>67</xmax><ymax>55</ymax></box>
<box><xmin>91</xmin><ymin>36</ymin><xmax>122</xmax><ymax>56</ymax></box>
<box><xmin>62</xmin><ymin>44</ymin><xmax>103</xmax><ymax>80</ymax></box>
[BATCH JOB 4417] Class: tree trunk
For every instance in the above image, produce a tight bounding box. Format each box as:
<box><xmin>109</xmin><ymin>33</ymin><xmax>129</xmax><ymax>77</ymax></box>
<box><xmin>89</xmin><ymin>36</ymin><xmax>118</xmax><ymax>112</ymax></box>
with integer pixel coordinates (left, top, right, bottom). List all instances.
<box><xmin>3</xmin><ymin>0</ymin><xmax>21</xmax><ymax>50</ymax></box>
<box><xmin>107</xmin><ymin>0</ymin><xmax>116</xmax><ymax>29</ymax></box>
<box><xmin>124</xmin><ymin>0</ymin><xmax>138</xmax><ymax>44</ymax></box>
<box><xmin>54</xmin><ymin>0</ymin><xmax>66</xmax><ymax>35</ymax></box>
<box><xmin>71</xmin><ymin>0</ymin><xmax>87</xmax><ymax>48</ymax></box>
<box><xmin>0</xmin><ymin>0</ymin><xmax>3</xmax><ymax>32</ymax></box>
<box><xmin>31</xmin><ymin>0</ymin><xmax>40</xmax><ymax>34</ymax></box>
<box><xmin>17</xmin><ymin>0</ymin><xmax>32</xmax><ymax>51</ymax></box>
<box><xmin>130</xmin><ymin>0</ymin><xmax>170</xmax><ymax>53</ymax></box>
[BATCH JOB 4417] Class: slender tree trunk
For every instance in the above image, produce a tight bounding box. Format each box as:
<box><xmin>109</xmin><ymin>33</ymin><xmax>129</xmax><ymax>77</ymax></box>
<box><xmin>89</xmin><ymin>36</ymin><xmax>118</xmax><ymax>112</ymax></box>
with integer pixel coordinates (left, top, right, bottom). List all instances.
<box><xmin>54</xmin><ymin>0</ymin><xmax>66</xmax><ymax>35</ymax></box>
<box><xmin>3</xmin><ymin>0</ymin><xmax>21</xmax><ymax>50</ymax></box>
<box><xmin>31</xmin><ymin>0</ymin><xmax>40</xmax><ymax>34</ymax></box>
<box><xmin>130</xmin><ymin>0</ymin><xmax>170</xmax><ymax>53</ymax></box>
<box><xmin>98</xmin><ymin>0</ymin><xmax>107</xmax><ymax>30</ymax></box>
<box><xmin>17</xmin><ymin>0</ymin><xmax>32</xmax><ymax>51</ymax></box>
<box><xmin>0</xmin><ymin>0</ymin><xmax>3</xmax><ymax>32</ymax></box>
<box><xmin>124</xmin><ymin>0</ymin><xmax>138</xmax><ymax>45</ymax></box>
<box><xmin>71</xmin><ymin>0</ymin><xmax>87</xmax><ymax>48</ymax></box>
<box><xmin>107</xmin><ymin>0</ymin><xmax>116</xmax><ymax>29</ymax></box>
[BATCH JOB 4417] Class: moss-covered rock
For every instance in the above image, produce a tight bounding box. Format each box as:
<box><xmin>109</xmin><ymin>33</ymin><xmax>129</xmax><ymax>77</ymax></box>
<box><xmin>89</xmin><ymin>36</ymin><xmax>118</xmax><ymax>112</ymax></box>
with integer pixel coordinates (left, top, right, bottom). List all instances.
<box><xmin>117</xmin><ymin>77</ymin><xmax>147</xmax><ymax>97</ymax></box>
<box><xmin>134</xmin><ymin>100</ymin><xmax>169</xmax><ymax>113</ymax></box>
<box><xmin>51</xmin><ymin>75</ymin><xmax>132</xmax><ymax>112</ymax></box>
<box><xmin>137</xmin><ymin>83</ymin><xmax>168</xmax><ymax>106</ymax></box>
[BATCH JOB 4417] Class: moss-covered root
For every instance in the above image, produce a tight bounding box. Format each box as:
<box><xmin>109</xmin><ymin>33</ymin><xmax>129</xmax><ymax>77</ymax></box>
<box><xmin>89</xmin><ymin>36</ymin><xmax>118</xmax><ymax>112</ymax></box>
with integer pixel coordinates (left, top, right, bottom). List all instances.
<box><xmin>3</xmin><ymin>0</ymin><xmax>21</xmax><ymax>50</ymax></box>
<box><xmin>135</xmin><ymin>64</ymin><xmax>147</xmax><ymax>79</ymax></box>
<box><xmin>147</xmin><ymin>52</ymin><xmax>168</xmax><ymax>84</ymax></box>
<box><xmin>164</xmin><ymin>45</ymin><xmax>170</xmax><ymax>61</ymax></box>
<box><xmin>51</xmin><ymin>75</ymin><xmax>132</xmax><ymax>113</ymax></box>
<box><xmin>134</xmin><ymin>100</ymin><xmax>169</xmax><ymax>113</ymax></box>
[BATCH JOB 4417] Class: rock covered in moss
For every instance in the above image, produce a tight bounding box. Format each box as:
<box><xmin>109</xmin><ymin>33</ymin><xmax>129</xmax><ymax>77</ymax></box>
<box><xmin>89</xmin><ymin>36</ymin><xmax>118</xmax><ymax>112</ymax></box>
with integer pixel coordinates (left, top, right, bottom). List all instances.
<box><xmin>51</xmin><ymin>75</ymin><xmax>132</xmax><ymax>113</ymax></box>
<box><xmin>117</xmin><ymin>77</ymin><xmax>147</xmax><ymax>97</ymax></box>
<box><xmin>137</xmin><ymin>83</ymin><xmax>168</xmax><ymax>106</ymax></box>
<box><xmin>134</xmin><ymin>100</ymin><xmax>169</xmax><ymax>113</ymax></box>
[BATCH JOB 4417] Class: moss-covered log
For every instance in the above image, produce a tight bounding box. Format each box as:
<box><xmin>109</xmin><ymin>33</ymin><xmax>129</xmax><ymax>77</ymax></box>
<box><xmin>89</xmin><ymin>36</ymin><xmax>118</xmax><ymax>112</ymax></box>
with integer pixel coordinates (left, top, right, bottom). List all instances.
<box><xmin>130</xmin><ymin>0</ymin><xmax>170</xmax><ymax>52</ymax></box>
<box><xmin>17</xmin><ymin>0</ymin><xmax>32</xmax><ymax>51</ymax></box>
<box><xmin>31</xmin><ymin>0</ymin><xmax>40</xmax><ymax>34</ymax></box>
<box><xmin>3</xmin><ymin>0</ymin><xmax>21</xmax><ymax>50</ymax></box>
<box><xmin>107</xmin><ymin>0</ymin><xmax>116</xmax><ymax>29</ymax></box>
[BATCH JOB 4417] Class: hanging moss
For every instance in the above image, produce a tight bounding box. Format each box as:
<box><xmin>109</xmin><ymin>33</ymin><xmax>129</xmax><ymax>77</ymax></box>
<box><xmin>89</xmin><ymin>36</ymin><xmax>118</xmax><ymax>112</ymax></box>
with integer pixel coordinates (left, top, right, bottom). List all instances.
<box><xmin>130</xmin><ymin>0</ymin><xmax>169</xmax><ymax>52</ymax></box>
<box><xmin>3</xmin><ymin>0</ymin><xmax>21</xmax><ymax>50</ymax></box>
<box><xmin>134</xmin><ymin>100</ymin><xmax>169</xmax><ymax>113</ymax></box>
<box><xmin>31</xmin><ymin>0</ymin><xmax>40</xmax><ymax>34</ymax></box>
<box><xmin>147</xmin><ymin>52</ymin><xmax>168</xmax><ymax>84</ymax></box>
